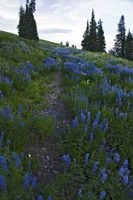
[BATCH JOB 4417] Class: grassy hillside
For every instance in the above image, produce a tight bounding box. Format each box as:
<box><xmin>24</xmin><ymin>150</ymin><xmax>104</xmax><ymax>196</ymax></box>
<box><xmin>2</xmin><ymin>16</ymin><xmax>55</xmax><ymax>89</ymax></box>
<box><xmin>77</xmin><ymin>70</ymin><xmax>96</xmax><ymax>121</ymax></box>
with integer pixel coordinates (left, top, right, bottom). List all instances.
<box><xmin>0</xmin><ymin>31</ymin><xmax>133</xmax><ymax>199</ymax></box>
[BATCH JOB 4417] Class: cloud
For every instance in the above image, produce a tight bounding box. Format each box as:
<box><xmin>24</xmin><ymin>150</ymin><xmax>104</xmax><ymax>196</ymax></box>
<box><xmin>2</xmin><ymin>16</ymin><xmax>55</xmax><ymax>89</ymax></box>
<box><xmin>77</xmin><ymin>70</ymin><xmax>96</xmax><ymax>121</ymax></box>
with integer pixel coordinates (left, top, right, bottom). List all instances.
<box><xmin>39</xmin><ymin>28</ymin><xmax>72</xmax><ymax>34</ymax></box>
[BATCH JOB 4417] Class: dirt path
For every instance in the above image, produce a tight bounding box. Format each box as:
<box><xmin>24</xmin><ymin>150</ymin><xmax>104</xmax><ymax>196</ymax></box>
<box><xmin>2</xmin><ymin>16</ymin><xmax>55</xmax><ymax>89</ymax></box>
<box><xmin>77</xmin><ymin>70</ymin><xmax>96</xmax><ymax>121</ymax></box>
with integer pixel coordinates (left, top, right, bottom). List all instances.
<box><xmin>25</xmin><ymin>69</ymin><xmax>69</xmax><ymax>185</ymax></box>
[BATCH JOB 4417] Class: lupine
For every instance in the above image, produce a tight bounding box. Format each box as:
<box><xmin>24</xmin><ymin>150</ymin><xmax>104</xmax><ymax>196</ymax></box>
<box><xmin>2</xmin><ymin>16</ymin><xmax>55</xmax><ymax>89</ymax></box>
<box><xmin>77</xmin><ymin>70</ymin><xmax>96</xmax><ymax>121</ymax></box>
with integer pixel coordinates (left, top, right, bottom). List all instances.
<box><xmin>122</xmin><ymin>174</ymin><xmax>129</xmax><ymax>185</ymax></box>
<box><xmin>0</xmin><ymin>175</ymin><xmax>7</xmax><ymax>192</ymax></box>
<box><xmin>114</xmin><ymin>153</ymin><xmax>121</xmax><ymax>163</ymax></box>
<box><xmin>90</xmin><ymin>132</ymin><xmax>94</xmax><ymax>142</ymax></box>
<box><xmin>100</xmin><ymin>191</ymin><xmax>106</xmax><ymax>200</ymax></box>
<box><xmin>12</xmin><ymin>153</ymin><xmax>21</xmax><ymax>167</ymax></box>
<box><xmin>24</xmin><ymin>173</ymin><xmax>30</xmax><ymax>191</ymax></box>
<box><xmin>0</xmin><ymin>155</ymin><xmax>8</xmax><ymax>172</ymax></box>
<box><xmin>92</xmin><ymin>111</ymin><xmax>101</xmax><ymax>129</ymax></box>
<box><xmin>87</xmin><ymin>111</ymin><xmax>91</xmax><ymax>124</ymax></box>
<box><xmin>101</xmin><ymin>169</ymin><xmax>107</xmax><ymax>184</ymax></box>
<box><xmin>47</xmin><ymin>195</ymin><xmax>53</xmax><ymax>200</ymax></box>
<box><xmin>77</xmin><ymin>188</ymin><xmax>82</xmax><ymax>197</ymax></box>
<box><xmin>84</xmin><ymin>124</ymin><xmax>88</xmax><ymax>133</ymax></box>
<box><xmin>92</xmin><ymin>161</ymin><xmax>99</xmax><ymax>173</ymax></box>
<box><xmin>72</xmin><ymin>116</ymin><xmax>78</xmax><ymax>127</ymax></box>
<box><xmin>62</xmin><ymin>154</ymin><xmax>71</xmax><ymax>166</ymax></box>
<box><xmin>31</xmin><ymin>176</ymin><xmax>37</xmax><ymax>189</ymax></box>
<box><xmin>0</xmin><ymin>90</ymin><xmax>3</xmax><ymax>98</ymax></box>
<box><xmin>81</xmin><ymin>111</ymin><xmax>85</xmax><ymax>122</ymax></box>
<box><xmin>84</xmin><ymin>153</ymin><xmax>89</xmax><ymax>166</ymax></box>
<box><xmin>38</xmin><ymin>195</ymin><xmax>43</xmax><ymax>200</ymax></box>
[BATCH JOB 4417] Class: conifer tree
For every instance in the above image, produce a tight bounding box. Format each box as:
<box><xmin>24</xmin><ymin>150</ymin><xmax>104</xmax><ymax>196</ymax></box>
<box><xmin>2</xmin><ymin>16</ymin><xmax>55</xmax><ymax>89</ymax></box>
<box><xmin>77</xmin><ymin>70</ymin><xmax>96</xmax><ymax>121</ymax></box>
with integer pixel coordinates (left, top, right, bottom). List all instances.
<box><xmin>17</xmin><ymin>0</ymin><xmax>39</xmax><ymax>40</ymax></box>
<box><xmin>88</xmin><ymin>9</ymin><xmax>97</xmax><ymax>51</ymax></box>
<box><xmin>81</xmin><ymin>20</ymin><xmax>90</xmax><ymax>50</ymax></box>
<box><xmin>125</xmin><ymin>30</ymin><xmax>133</xmax><ymax>60</ymax></box>
<box><xmin>17</xmin><ymin>6</ymin><xmax>26</xmax><ymax>38</ymax></box>
<box><xmin>113</xmin><ymin>15</ymin><xmax>126</xmax><ymax>58</ymax></box>
<box><xmin>97</xmin><ymin>19</ymin><xmax>106</xmax><ymax>52</ymax></box>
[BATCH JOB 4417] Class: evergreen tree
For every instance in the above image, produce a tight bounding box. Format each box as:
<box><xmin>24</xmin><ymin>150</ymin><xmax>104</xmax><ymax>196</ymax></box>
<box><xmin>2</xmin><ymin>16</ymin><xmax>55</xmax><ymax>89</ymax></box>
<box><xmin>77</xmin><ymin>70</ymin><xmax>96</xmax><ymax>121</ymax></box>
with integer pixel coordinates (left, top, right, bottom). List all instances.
<box><xmin>88</xmin><ymin>9</ymin><xmax>97</xmax><ymax>51</ymax></box>
<box><xmin>29</xmin><ymin>0</ymin><xmax>36</xmax><ymax>13</ymax></box>
<box><xmin>125</xmin><ymin>30</ymin><xmax>133</xmax><ymax>60</ymax></box>
<box><xmin>17</xmin><ymin>0</ymin><xmax>39</xmax><ymax>40</ymax></box>
<box><xmin>113</xmin><ymin>15</ymin><xmax>126</xmax><ymax>58</ymax></box>
<box><xmin>81</xmin><ymin>20</ymin><xmax>90</xmax><ymax>50</ymax></box>
<box><xmin>97</xmin><ymin>19</ymin><xmax>106</xmax><ymax>52</ymax></box>
<box><xmin>66</xmin><ymin>41</ymin><xmax>69</xmax><ymax>47</ymax></box>
<box><xmin>17</xmin><ymin>6</ymin><xmax>26</xmax><ymax>38</ymax></box>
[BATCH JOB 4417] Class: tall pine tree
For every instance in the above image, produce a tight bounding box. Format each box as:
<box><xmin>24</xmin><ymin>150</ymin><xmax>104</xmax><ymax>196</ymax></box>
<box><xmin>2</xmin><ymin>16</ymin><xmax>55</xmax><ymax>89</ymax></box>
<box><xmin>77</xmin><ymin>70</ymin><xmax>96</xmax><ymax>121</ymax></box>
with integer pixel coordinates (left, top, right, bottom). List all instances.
<box><xmin>17</xmin><ymin>6</ymin><xmax>26</xmax><ymax>38</ymax></box>
<box><xmin>17</xmin><ymin>0</ymin><xmax>39</xmax><ymax>40</ymax></box>
<box><xmin>113</xmin><ymin>15</ymin><xmax>126</xmax><ymax>58</ymax></box>
<box><xmin>88</xmin><ymin>9</ymin><xmax>97</xmax><ymax>52</ymax></box>
<box><xmin>81</xmin><ymin>20</ymin><xmax>90</xmax><ymax>50</ymax></box>
<box><xmin>125</xmin><ymin>30</ymin><xmax>133</xmax><ymax>60</ymax></box>
<box><xmin>97</xmin><ymin>19</ymin><xmax>106</xmax><ymax>52</ymax></box>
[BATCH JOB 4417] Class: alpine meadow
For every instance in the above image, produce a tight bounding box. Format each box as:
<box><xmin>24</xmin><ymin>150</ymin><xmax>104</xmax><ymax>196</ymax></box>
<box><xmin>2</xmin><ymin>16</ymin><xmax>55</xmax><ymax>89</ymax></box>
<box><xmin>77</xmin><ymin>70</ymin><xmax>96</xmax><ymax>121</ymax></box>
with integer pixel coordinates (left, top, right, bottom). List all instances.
<box><xmin>0</xmin><ymin>0</ymin><xmax>133</xmax><ymax>199</ymax></box>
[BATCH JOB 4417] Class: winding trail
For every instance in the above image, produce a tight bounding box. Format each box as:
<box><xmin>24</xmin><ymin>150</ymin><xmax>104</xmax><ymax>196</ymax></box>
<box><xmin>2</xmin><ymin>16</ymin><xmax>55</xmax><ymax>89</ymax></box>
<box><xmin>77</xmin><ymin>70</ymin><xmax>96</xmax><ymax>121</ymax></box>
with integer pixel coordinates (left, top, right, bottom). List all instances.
<box><xmin>25</xmin><ymin>69</ymin><xmax>69</xmax><ymax>185</ymax></box>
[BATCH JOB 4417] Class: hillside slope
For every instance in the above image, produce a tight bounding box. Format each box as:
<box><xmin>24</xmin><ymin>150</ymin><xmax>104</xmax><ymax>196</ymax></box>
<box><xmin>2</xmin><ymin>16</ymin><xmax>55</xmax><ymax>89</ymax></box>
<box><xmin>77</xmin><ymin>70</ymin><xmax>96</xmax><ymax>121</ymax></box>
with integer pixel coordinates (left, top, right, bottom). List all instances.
<box><xmin>0</xmin><ymin>31</ymin><xmax>133</xmax><ymax>200</ymax></box>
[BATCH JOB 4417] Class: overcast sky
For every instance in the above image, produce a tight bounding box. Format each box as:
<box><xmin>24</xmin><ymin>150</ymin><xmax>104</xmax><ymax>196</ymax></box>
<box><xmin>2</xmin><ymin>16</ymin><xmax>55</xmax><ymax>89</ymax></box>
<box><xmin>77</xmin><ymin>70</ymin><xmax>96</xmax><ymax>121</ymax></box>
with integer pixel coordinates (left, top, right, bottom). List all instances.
<box><xmin>0</xmin><ymin>0</ymin><xmax>133</xmax><ymax>50</ymax></box>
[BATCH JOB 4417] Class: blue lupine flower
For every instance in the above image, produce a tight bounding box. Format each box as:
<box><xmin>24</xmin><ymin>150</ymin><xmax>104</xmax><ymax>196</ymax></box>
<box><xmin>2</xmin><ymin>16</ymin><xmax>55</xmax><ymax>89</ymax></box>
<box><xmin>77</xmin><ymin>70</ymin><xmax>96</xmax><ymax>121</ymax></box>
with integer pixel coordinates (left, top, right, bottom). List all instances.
<box><xmin>101</xmin><ymin>169</ymin><xmax>107</xmax><ymax>184</ymax></box>
<box><xmin>92</xmin><ymin>161</ymin><xmax>99</xmax><ymax>173</ymax></box>
<box><xmin>38</xmin><ymin>195</ymin><xmax>43</xmax><ymax>200</ymax></box>
<box><xmin>106</xmin><ymin>157</ymin><xmax>112</xmax><ymax>165</ymax></box>
<box><xmin>128</xmin><ymin>191</ymin><xmax>133</xmax><ymax>199</ymax></box>
<box><xmin>20</xmin><ymin>152</ymin><xmax>25</xmax><ymax>160</ymax></box>
<box><xmin>123</xmin><ymin>159</ymin><xmax>128</xmax><ymax>166</ymax></box>
<box><xmin>114</xmin><ymin>153</ymin><xmax>121</xmax><ymax>163</ymax></box>
<box><xmin>24</xmin><ymin>173</ymin><xmax>30</xmax><ymax>191</ymax></box>
<box><xmin>12</xmin><ymin>153</ymin><xmax>21</xmax><ymax>167</ymax></box>
<box><xmin>84</xmin><ymin>153</ymin><xmax>89</xmax><ymax>166</ymax></box>
<box><xmin>100</xmin><ymin>191</ymin><xmax>106</xmax><ymax>200</ymax></box>
<box><xmin>90</xmin><ymin>132</ymin><xmax>94</xmax><ymax>142</ymax></box>
<box><xmin>92</xmin><ymin>111</ymin><xmax>101</xmax><ymax>129</ymax></box>
<box><xmin>84</xmin><ymin>124</ymin><xmax>88</xmax><ymax>133</ymax></box>
<box><xmin>62</xmin><ymin>154</ymin><xmax>71</xmax><ymax>166</ymax></box>
<box><xmin>81</xmin><ymin>111</ymin><xmax>85</xmax><ymax>122</ymax></box>
<box><xmin>122</xmin><ymin>174</ymin><xmax>129</xmax><ymax>185</ymax></box>
<box><xmin>119</xmin><ymin>166</ymin><xmax>130</xmax><ymax>177</ymax></box>
<box><xmin>77</xmin><ymin>188</ymin><xmax>82</xmax><ymax>197</ymax></box>
<box><xmin>87</xmin><ymin>112</ymin><xmax>91</xmax><ymax>124</ymax></box>
<box><xmin>31</xmin><ymin>176</ymin><xmax>37</xmax><ymax>189</ymax></box>
<box><xmin>0</xmin><ymin>175</ymin><xmax>7</xmax><ymax>192</ymax></box>
<box><xmin>72</xmin><ymin>117</ymin><xmax>78</xmax><ymax>127</ymax></box>
<box><xmin>0</xmin><ymin>90</ymin><xmax>3</xmax><ymax>98</ymax></box>
<box><xmin>47</xmin><ymin>195</ymin><xmax>53</xmax><ymax>200</ymax></box>
<box><xmin>18</xmin><ymin>105</ymin><xmax>23</xmax><ymax>115</ymax></box>
<box><xmin>0</xmin><ymin>155</ymin><xmax>8</xmax><ymax>172</ymax></box>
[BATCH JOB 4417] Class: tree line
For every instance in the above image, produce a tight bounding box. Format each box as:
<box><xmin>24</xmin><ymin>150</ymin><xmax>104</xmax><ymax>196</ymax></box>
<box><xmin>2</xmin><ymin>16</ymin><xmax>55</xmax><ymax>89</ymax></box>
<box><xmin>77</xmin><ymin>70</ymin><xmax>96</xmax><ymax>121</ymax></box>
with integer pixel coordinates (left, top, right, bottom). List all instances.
<box><xmin>82</xmin><ymin>10</ymin><xmax>133</xmax><ymax>61</ymax></box>
<box><xmin>17</xmin><ymin>2</ymin><xmax>133</xmax><ymax>61</ymax></box>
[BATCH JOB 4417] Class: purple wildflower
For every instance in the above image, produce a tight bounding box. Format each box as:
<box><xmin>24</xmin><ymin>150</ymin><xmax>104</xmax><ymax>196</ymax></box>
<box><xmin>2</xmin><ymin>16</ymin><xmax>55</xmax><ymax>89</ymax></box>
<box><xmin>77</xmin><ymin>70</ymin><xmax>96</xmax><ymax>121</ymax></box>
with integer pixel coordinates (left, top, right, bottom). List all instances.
<box><xmin>47</xmin><ymin>195</ymin><xmax>53</xmax><ymax>200</ymax></box>
<box><xmin>101</xmin><ymin>168</ymin><xmax>107</xmax><ymax>184</ymax></box>
<box><xmin>72</xmin><ymin>116</ymin><xmax>78</xmax><ymax>127</ymax></box>
<box><xmin>62</xmin><ymin>154</ymin><xmax>71</xmax><ymax>166</ymax></box>
<box><xmin>90</xmin><ymin>132</ymin><xmax>94</xmax><ymax>142</ymax></box>
<box><xmin>38</xmin><ymin>195</ymin><xmax>43</xmax><ymax>200</ymax></box>
<box><xmin>84</xmin><ymin>153</ymin><xmax>89</xmax><ymax>166</ymax></box>
<box><xmin>114</xmin><ymin>153</ymin><xmax>121</xmax><ymax>163</ymax></box>
<box><xmin>100</xmin><ymin>191</ymin><xmax>106</xmax><ymax>200</ymax></box>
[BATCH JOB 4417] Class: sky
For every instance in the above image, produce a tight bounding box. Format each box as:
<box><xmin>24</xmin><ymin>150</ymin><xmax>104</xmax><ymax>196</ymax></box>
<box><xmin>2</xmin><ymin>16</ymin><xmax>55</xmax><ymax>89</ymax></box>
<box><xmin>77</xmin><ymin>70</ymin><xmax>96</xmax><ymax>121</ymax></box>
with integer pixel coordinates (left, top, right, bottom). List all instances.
<box><xmin>0</xmin><ymin>0</ymin><xmax>133</xmax><ymax>50</ymax></box>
